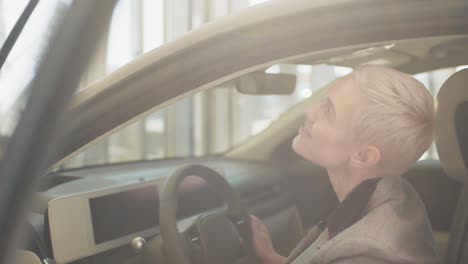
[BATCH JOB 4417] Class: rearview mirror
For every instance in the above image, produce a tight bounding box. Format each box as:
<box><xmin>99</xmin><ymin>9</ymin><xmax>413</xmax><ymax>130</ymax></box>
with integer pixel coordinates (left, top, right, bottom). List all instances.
<box><xmin>234</xmin><ymin>72</ymin><xmax>296</xmax><ymax>95</ymax></box>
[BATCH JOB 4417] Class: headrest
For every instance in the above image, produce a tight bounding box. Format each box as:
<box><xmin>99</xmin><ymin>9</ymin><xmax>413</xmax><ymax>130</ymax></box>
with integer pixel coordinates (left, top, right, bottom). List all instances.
<box><xmin>435</xmin><ymin>68</ymin><xmax>468</xmax><ymax>181</ymax></box>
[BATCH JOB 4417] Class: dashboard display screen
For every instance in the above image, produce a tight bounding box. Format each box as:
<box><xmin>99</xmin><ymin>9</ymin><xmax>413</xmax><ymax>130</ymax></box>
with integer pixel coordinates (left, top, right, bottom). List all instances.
<box><xmin>89</xmin><ymin>185</ymin><xmax>159</xmax><ymax>244</ymax></box>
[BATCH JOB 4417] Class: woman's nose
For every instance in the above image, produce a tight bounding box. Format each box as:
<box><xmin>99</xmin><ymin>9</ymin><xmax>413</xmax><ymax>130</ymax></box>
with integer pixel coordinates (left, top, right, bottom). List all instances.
<box><xmin>304</xmin><ymin>105</ymin><xmax>316</xmax><ymax>120</ymax></box>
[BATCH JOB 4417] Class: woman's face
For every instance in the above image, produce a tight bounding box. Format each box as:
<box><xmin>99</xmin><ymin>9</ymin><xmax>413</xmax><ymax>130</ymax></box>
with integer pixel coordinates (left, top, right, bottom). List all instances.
<box><xmin>292</xmin><ymin>76</ymin><xmax>363</xmax><ymax>169</ymax></box>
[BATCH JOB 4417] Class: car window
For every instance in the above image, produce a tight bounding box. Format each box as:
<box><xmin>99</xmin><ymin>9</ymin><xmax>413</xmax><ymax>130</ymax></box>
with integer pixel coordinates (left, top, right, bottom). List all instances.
<box><xmin>0</xmin><ymin>0</ymin><xmax>70</xmax><ymax>160</ymax></box>
<box><xmin>64</xmin><ymin>64</ymin><xmax>342</xmax><ymax>167</ymax></box>
<box><xmin>62</xmin><ymin>64</ymin><xmax>462</xmax><ymax>169</ymax></box>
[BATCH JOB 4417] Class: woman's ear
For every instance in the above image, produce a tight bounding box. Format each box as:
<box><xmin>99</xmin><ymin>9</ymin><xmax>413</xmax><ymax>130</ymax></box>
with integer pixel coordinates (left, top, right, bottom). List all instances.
<box><xmin>350</xmin><ymin>145</ymin><xmax>381</xmax><ymax>168</ymax></box>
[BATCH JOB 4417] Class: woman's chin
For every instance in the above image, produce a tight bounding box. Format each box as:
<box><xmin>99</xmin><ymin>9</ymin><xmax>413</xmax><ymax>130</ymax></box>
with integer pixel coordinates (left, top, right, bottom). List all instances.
<box><xmin>292</xmin><ymin>136</ymin><xmax>321</xmax><ymax>164</ymax></box>
<box><xmin>292</xmin><ymin>135</ymin><xmax>308</xmax><ymax>157</ymax></box>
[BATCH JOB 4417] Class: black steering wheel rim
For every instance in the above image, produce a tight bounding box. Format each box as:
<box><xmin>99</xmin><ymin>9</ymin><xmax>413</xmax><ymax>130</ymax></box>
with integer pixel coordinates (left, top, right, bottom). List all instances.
<box><xmin>159</xmin><ymin>164</ymin><xmax>251</xmax><ymax>264</ymax></box>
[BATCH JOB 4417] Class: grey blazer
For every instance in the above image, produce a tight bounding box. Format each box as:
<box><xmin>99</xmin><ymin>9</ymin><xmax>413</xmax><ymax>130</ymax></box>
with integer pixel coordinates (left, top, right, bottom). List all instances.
<box><xmin>286</xmin><ymin>176</ymin><xmax>440</xmax><ymax>264</ymax></box>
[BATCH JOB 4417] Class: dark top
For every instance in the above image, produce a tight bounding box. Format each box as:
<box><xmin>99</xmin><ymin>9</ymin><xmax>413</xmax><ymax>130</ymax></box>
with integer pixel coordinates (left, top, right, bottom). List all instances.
<box><xmin>319</xmin><ymin>178</ymin><xmax>382</xmax><ymax>239</ymax></box>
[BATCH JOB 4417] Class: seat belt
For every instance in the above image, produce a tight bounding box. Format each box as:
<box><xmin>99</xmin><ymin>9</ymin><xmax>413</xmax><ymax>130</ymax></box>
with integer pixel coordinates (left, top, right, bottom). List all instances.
<box><xmin>284</xmin><ymin>221</ymin><xmax>326</xmax><ymax>264</ymax></box>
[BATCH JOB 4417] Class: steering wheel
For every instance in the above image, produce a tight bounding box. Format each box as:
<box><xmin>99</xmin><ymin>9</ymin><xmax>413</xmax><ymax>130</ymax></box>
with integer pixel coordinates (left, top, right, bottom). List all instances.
<box><xmin>160</xmin><ymin>164</ymin><xmax>258</xmax><ymax>264</ymax></box>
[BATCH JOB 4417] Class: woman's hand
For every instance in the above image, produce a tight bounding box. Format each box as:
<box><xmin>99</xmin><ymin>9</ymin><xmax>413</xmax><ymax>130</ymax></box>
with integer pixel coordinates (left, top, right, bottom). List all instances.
<box><xmin>250</xmin><ymin>215</ymin><xmax>286</xmax><ymax>264</ymax></box>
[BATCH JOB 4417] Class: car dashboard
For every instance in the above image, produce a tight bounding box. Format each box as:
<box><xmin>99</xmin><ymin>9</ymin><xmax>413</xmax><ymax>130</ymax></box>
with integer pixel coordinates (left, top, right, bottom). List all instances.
<box><xmin>26</xmin><ymin>158</ymin><xmax>304</xmax><ymax>264</ymax></box>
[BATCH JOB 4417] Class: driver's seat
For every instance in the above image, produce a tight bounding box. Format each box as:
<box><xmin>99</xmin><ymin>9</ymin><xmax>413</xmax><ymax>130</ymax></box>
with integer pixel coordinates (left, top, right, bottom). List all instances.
<box><xmin>435</xmin><ymin>68</ymin><xmax>468</xmax><ymax>264</ymax></box>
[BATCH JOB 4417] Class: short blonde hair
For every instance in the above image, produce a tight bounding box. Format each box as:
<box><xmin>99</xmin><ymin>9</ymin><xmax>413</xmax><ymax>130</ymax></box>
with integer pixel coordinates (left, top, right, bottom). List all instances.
<box><xmin>351</xmin><ymin>65</ymin><xmax>435</xmax><ymax>176</ymax></box>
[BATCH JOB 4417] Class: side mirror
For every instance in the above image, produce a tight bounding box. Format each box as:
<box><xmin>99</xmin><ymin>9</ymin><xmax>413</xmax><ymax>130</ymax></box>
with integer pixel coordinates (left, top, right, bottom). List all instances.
<box><xmin>234</xmin><ymin>72</ymin><xmax>296</xmax><ymax>95</ymax></box>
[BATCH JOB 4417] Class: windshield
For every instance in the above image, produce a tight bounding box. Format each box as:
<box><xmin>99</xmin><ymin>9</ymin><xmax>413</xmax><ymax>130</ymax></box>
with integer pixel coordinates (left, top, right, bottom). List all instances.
<box><xmin>50</xmin><ymin>1</ymin><xmax>464</xmax><ymax>169</ymax></box>
<box><xmin>62</xmin><ymin>62</ymin><xmax>457</xmax><ymax>169</ymax></box>
<box><xmin>64</xmin><ymin>64</ymin><xmax>343</xmax><ymax>168</ymax></box>
<box><xmin>0</xmin><ymin>0</ymin><xmax>70</xmax><ymax>159</ymax></box>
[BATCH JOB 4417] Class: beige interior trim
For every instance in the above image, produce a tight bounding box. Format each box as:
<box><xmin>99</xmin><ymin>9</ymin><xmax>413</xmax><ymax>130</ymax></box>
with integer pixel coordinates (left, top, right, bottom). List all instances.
<box><xmin>435</xmin><ymin>68</ymin><xmax>468</xmax><ymax>181</ymax></box>
<box><xmin>13</xmin><ymin>250</ymin><xmax>42</xmax><ymax>264</ymax></box>
<box><xmin>48</xmin><ymin>180</ymin><xmax>160</xmax><ymax>263</ymax></box>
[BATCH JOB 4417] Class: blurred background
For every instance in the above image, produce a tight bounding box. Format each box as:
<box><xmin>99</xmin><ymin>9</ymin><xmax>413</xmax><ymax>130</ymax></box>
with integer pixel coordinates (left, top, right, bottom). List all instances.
<box><xmin>0</xmin><ymin>0</ymin><xmax>462</xmax><ymax>168</ymax></box>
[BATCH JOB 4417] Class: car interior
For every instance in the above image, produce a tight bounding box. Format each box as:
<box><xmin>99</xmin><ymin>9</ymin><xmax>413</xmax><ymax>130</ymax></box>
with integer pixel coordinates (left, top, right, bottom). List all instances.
<box><xmin>434</xmin><ymin>67</ymin><xmax>468</xmax><ymax>264</ymax></box>
<box><xmin>10</xmin><ymin>34</ymin><xmax>468</xmax><ymax>264</ymax></box>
